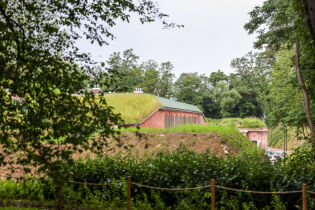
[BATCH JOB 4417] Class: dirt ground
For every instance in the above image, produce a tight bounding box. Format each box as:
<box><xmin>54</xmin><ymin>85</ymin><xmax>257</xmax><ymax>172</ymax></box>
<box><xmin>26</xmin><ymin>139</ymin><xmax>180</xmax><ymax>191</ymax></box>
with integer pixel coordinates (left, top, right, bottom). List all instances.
<box><xmin>103</xmin><ymin>132</ymin><xmax>238</xmax><ymax>157</ymax></box>
<box><xmin>0</xmin><ymin>132</ymin><xmax>238</xmax><ymax>180</ymax></box>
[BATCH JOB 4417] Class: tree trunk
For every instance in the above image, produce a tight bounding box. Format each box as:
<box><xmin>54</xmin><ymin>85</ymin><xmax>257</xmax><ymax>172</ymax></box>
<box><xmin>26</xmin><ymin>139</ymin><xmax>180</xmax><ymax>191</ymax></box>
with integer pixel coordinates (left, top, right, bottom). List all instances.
<box><xmin>295</xmin><ymin>39</ymin><xmax>315</xmax><ymax>150</ymax></box>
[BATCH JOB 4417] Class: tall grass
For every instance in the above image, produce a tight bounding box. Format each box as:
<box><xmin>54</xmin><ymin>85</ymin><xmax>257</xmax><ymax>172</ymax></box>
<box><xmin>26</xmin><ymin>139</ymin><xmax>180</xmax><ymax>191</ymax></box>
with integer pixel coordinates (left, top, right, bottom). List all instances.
<box><xmin>219</xmin><ymin>118</ymin><xmax>242</xmax><ymax>127</ymax></box>
<box><xmin>120</xmin><ymin>123</ymin><xmax>239</xmax><ymax>135</ymax></box>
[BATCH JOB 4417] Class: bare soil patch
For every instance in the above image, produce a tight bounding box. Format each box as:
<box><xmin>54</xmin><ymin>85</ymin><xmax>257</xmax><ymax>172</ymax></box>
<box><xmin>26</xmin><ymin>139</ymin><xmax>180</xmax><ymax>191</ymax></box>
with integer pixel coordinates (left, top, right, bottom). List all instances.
<box><xmin>103</xmin><ymin>132</ymin><xmax>238</xmax><ymax>157</ymax></box>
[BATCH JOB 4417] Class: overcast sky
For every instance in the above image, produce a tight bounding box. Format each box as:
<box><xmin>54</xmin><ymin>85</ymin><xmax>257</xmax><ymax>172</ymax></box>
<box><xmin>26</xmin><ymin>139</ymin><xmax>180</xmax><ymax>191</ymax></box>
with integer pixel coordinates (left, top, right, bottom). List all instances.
<box><xmin>78</xmin><ymin>0</ymin><xmax>263</xmax><ymax>78</ymax></box>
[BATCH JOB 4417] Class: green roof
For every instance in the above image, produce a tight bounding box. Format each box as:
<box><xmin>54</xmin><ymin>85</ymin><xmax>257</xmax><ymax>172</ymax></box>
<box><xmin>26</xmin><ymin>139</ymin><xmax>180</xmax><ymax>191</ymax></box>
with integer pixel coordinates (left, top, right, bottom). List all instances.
<box><xmin>103</xmin><ymin>93</ymin><xmax>202</xmax><ymax>123</ymax></box>
<box><xmin>104</xmin><ymin>94</ymin><xmax>161</xmax><ymax>123</ymax></box>
<box><xmin>156</xmin><ymin>96</ymin><xmax>201</xmax><ymax>113</ymax></box>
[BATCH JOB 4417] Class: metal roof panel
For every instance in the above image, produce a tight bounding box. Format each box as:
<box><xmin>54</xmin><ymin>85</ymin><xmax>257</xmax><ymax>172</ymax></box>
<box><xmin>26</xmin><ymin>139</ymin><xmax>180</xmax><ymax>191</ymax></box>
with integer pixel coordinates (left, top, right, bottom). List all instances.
<box><xmin>155</xmin><ymin>96</ymin><xmax>201</xmax><ymax>113</ymax></box>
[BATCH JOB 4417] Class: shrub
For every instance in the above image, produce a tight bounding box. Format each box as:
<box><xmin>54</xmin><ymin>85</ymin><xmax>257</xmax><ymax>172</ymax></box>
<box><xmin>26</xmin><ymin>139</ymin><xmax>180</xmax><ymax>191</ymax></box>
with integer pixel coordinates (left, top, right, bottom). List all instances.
<box><xmin>0</xmin><ymin>148</ymin><xmax>313</xmax><ymax>209</ymax></box>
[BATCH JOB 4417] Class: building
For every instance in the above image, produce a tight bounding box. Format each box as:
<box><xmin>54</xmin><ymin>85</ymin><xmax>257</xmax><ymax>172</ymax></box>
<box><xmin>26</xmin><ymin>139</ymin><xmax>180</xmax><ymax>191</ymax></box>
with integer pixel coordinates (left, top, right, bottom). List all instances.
<box><xmin>104</xmin><ymin>93</ymin><xmax>207</xmax><ymax>129</ymax></box>
<box><xmin>238</xmin><ymin>127</ymin><xmax>268</xmax><ymax>149</ymax></box>
<box><xmin>137</xmin><ymin>96</ymin><xmax>207</xmax><ymax>128</ymax></box>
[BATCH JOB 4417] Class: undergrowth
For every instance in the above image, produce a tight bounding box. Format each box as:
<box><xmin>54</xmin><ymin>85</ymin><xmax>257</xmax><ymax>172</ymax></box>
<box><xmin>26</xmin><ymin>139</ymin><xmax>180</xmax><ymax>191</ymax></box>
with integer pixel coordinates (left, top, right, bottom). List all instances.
<box><xmin>0</xmin><ymin>146</ymin><xmax>313</xmax><ymax>209</ymax></box>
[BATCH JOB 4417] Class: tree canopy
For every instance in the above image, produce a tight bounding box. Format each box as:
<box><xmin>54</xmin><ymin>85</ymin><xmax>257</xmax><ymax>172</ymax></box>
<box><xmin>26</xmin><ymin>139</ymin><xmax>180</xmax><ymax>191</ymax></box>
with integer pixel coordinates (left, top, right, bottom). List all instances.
<box><xmin>244</xmin><ymin>0</ymin><xmax>315</xmax><ymax>149</ymax></box>
<box><xmin>0</xmin><ymin>0</ymin><xmax>181</xmax><ymax>190</ymax></box>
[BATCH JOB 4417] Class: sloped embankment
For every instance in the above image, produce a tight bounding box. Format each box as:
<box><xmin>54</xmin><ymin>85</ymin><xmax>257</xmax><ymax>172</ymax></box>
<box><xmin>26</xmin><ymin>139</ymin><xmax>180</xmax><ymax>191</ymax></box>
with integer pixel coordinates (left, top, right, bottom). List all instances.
<box><xmin>100</xmin><ymin>131</ymin><xmax>254</xmax><ymax>157</ymax></box>
<box><xmin>0</xmin><ymin>130</ymin><xmax>256</xmax><ymax>179</ymax></box>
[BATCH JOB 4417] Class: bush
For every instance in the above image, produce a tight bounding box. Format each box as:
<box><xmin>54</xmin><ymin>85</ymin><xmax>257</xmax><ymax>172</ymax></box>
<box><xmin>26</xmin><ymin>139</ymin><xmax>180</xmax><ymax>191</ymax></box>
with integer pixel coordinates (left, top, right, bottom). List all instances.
<box><xmin>0</xmin><ymin>148</ymin><xmax>314</xmax><ymax>209</ymax></box>
<box><xmin>66</xmin><ymin>148</ymin><xmax>314</xmax><ymax>209</ymax></box>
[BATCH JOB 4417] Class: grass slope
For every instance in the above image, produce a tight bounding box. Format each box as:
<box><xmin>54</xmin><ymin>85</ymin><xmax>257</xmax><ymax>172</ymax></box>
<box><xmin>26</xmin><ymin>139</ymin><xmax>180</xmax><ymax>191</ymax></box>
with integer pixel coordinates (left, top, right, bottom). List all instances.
<box><xmin>214</xmin><ymin>117</ymin><xmax>266</xmax><ymax>128</ymax></box>
<box><xmin>104</xmin><ymin>93</ymin><xmax>161</xmax><ymax>123</ymax></box>
<box><xmin>121</xmin><ymin>123</ymin><xmax>238</xmax><ymax>135</ymax></box>
<box><xmin>119</xmin><ymin>123</ymin><xmax>260</xmax><ymax>156</ymax></box>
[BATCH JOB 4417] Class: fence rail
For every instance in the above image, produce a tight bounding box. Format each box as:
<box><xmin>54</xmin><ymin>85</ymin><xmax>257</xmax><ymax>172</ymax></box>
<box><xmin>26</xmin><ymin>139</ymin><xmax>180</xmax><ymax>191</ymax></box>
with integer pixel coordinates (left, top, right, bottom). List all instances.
<box><xmin>215</xmin><ymin>185</ymin><xmax>302</xmax><ymax>194</ymax></box>
<box><xmin>68</xmin><ymin>177</ymin><xmax>314</xmax><ymax>210</ymax></box>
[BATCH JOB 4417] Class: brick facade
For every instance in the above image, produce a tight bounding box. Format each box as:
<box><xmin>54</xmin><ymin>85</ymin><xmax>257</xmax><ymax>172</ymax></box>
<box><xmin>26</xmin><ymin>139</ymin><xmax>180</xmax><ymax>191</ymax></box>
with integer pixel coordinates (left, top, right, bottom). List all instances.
<box><xmin>140</xmin><ymin>109</ymin><xmax>207</xmax><ymax>129</ymax></box>
<box><xmin>239</xmin><ymin>127</ymin><xmax>268</xmax><ymax>149</ymax></box>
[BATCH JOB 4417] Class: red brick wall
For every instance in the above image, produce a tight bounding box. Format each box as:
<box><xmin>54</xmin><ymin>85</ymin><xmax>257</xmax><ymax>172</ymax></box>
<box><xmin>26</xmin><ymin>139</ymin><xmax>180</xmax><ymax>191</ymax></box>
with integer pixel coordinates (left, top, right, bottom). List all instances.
<box><xmin>140</xmin><ymin>109</ymin><xmax>207</xmax><ymax>129</ymax></box>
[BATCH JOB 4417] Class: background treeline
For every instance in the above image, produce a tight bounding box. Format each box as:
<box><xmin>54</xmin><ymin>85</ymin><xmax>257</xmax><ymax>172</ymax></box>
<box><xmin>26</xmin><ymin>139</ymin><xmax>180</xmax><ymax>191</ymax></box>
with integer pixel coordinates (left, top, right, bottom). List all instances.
<box><xmin>98</xmin><ymin>49</ymin><xmax>264</xmax><ymax>119</ymax></box>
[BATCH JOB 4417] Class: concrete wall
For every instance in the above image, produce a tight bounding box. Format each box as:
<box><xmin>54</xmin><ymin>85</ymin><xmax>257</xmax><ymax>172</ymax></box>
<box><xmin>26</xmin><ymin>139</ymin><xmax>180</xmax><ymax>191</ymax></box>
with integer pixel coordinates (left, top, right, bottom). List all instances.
<box><xmin>246</xmin><ymin>131</ymin><xmax>268</xmax><ymax>149</ymax></box>
<box><xmin>140</xmin><ymin>109</ymin><xmax>207</xmax><ymax>129</ymax></box>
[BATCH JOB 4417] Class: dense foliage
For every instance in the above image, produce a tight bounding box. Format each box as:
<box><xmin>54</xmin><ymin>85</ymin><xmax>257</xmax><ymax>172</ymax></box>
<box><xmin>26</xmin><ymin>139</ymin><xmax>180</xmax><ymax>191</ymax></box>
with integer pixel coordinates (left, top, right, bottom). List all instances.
<box><xmin>0</xmin><ymin>0</ymin><xmax>178</xmax><ymax>207</ymax></box>
<box><xmin>244</xmin><ymin>0</ymin><xmax>315</xmax><ymax>148</ymax></box>
<box><xmin>0</xmin><ymin>147</ymin><xmax>314</xmax><ymax>209</ymax></box>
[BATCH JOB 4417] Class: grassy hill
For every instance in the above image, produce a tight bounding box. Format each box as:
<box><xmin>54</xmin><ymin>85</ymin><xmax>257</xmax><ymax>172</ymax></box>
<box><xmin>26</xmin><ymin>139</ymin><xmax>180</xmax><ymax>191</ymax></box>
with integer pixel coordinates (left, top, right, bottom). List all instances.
<box><xmin>104</xmin><ymin>93</ymin><xmax>161</xmax><ymax>123</ymax></box>
<box><xmin>102</xmin><ymin>123</ymin><xmax>261</xmax><ymax>157</ymax></box>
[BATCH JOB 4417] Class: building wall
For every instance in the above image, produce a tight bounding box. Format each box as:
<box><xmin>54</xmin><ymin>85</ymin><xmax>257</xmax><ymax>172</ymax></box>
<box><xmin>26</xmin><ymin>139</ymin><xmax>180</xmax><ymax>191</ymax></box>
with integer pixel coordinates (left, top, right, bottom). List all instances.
<box><xmin>140</xmin><ymin>109</ymin><xmax>207</xmax><ymax>129</ymax></box>
<box><xmin>246</xmin><ymin>131</ymin><xmax>268</xmax><ymax>148</ymax></box>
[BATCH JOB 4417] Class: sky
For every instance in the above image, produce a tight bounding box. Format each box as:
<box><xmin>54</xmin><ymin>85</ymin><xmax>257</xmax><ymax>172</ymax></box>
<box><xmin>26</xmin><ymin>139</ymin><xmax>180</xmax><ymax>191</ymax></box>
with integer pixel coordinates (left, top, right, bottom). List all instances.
<box><xmin>78</xmin><ymin>0</ymin><xmax>263</xmax><ymax>78</ymax></box>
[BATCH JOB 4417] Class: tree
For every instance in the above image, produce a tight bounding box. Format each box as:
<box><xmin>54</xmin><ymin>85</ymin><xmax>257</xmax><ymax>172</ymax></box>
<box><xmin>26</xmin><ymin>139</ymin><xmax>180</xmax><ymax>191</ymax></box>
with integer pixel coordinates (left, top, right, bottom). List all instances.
<box><xmin>141</xmin><ymin>60</ymin><xmax>160</xmax><ymax>94</ymax></box>
<box><xmin>157</xmin><ymin>62</ymin><xmax>175</xmax><ymax>98</ymax></box>
<box><xmin>209</xmin><ymin>70</ymin><xmax>228</xmax><ymax>88</ymax></box>
<box><xmin>268</xmin><ymin>48</ymin><xmax>306</xmax><ymax>129</ymax></box>
<box><xmin>174</xmin><ymin>73</ymin><xmax>205</xmax><ymax>106</ymax></box>
<box><xmin>219</xmin><ymin>89</ymin><xmax>242</xmax><ymax>118</ymax></box>
<box><xmin>105</xmin><ymin>49</ymin><xmax>144</xmax><ymax>92</ymax></box>
<box><xmin>231</xmin><ymin>51</ymin><xmax>273</xmax><ymax>121</ymax></box>
<box><xmin>0</xmin><ymin>0</ymin><xmax>176</xmax><ymax>208</ymax></box>
<box><xmin>245</xmin><ymin>0</ymin><xmax>315</xmax><ymax>149</ymax></box>
<box><xmin>229</xmin><ymin>73</ymin><xmax>263</xmax><ymax>118</ymax></box>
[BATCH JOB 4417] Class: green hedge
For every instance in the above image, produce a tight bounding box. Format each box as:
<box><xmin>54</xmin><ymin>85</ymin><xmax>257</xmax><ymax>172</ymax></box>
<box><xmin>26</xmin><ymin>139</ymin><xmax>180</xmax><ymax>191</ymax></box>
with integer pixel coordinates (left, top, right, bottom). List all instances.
<box><xmin>0</xmin><ymin>147</ymin><xmax>314</xmax><ymax>209</ymax></box>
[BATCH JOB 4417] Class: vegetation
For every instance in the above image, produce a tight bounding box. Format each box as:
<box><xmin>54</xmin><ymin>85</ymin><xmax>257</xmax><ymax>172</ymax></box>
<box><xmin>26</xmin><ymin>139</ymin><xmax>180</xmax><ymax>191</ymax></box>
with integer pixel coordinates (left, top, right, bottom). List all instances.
<box><xmin>120</xmin><ymin>123</ymin><xmax>264</xmax><ymax>155</ymax></box>
<box><xmin>0</xmin><ymin>147</ymin><xmax>313</xmax><ymax>209</ymax></box>
<box><xmin>268</xmin><ymin>125</ymin><xmax>309</xmax><ymax>150</ymax></box>
<box><xmin>240</xmin><ymin>118</ymin><xmax>266</xmax><ymax>128</ymax></box>
<box><xmin>121</xmin><ymin>123</ymin><xmax>238</xmax><ymax>135</ymax></box>
<box><xmin>1</xmin><ymin>0</ymin><xmax>315</xmax><ymax>209</ymax></box>
<box><xmin>104</xmin><ymin>94</ymin><xmax>161</xmax><ymax>123</ymax></box>
<box><xmin>0</xmin><ymin>0</ymin><xmax>176</xmax><ymax>209</ymax></box>
<box><xmin>244</xmin><ymin>0</ymin><xmax>315</xmax><ymax>149</ymax></box>
<box><xmin>217</xmin><ymin>117</ymin><xmax>266</xmax><ymax>128</ymax></box>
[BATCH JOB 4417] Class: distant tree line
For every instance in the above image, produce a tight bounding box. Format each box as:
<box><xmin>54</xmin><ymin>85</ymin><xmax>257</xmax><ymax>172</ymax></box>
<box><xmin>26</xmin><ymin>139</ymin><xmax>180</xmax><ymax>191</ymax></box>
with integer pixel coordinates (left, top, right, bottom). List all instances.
<box><xmin>98</xmin><ymin>49</ymin><xmax>264</xmax><ymax>119</ymax></box>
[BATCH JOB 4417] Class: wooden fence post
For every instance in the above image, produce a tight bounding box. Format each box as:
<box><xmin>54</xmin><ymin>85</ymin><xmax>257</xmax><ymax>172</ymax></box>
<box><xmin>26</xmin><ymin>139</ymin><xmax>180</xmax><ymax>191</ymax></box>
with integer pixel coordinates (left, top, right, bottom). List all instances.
<box><xmin>302</xmin><ymin>184</ymin><xmax>307</xmax><ymax>210</ymax></box>
<box><xmin>211</xmin><ymin>179</ymin><xmax>215</xmax><ymax>210</ymax></box>
<box><xmin>127</xmin><ymin>176</ymin><xmax>131</xmax><ymax>210</ymax></box>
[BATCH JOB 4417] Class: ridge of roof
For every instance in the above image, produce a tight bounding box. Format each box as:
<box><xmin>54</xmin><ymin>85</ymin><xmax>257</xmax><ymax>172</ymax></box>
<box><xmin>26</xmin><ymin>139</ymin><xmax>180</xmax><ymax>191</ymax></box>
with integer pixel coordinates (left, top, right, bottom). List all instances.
<box><xmin>155</xmin><ymin>96</ymin><xmax>201</xmax><ymax>113</ymax></box>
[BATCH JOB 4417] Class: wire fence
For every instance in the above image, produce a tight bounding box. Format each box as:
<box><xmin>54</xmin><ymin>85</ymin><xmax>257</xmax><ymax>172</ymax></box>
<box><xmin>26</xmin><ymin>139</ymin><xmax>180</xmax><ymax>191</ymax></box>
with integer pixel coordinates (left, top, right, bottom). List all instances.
<box><xmin>68</xmin><ymin>177</ymin><xmax>314</xmax><ymax>210</ymax></box>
